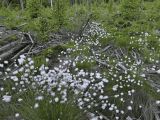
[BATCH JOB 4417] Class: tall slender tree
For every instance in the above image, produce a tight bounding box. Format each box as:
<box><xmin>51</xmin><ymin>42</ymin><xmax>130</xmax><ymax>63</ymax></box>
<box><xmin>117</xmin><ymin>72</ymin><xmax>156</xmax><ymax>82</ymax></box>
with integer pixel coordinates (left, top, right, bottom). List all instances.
<box><xmin>70</xmin><ymin>0</ymin><xmax>75</xmax><ymax>5</ymax></box>
<box><xmin>19</xmin><ymin>0</ymin><xmax>24</xmax><ymax>10</ymax></box>
<box><xmin>50</xmin><ymin>0</ymin><xmax>53</xmax><ymax>7</ymax></box>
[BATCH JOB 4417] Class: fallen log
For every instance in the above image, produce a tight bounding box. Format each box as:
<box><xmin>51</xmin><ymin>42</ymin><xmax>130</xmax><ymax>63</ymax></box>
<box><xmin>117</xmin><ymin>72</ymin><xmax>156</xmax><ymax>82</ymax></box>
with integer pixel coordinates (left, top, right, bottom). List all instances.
<box><xmin>0</xmin><ymin>44</ymin><xmax>27</xmax><ymax>61</ymax></box>
<box><xmin>0</xmin><ymin>41</ymin><xmax>18</xmax><ymax>53</ymax></box>
<box><xmin>0</xmin><ymin>34</ymin><xmax>18</xmax><ymax>46</ymax></box>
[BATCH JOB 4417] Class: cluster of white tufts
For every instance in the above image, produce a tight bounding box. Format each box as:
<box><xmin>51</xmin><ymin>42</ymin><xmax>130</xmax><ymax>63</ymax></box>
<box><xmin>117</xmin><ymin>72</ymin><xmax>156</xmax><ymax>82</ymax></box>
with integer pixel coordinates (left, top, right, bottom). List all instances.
<box><xmin>83</xmin><ymin>22</ymin><xmax>109</xmax><ymax>38</ymax></box>
<box><xmin>0</xmin><ymin>22</ymin><xmax>159</xmax><ymax>120</ymax></box>
<box><xmin>129</xmin><ymin>32</ymin><xmax>160</xmax><ymax>63</ymax></box>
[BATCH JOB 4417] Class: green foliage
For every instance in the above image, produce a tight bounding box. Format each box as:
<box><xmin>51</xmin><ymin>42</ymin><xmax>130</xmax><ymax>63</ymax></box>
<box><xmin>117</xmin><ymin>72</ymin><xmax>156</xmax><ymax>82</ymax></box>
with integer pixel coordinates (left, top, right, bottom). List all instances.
<box><xmin>26</xmin><ymin>0</ymin><xmax>42</xmax><ymax>18</ymax></box>
<box><xmin>1</xmin><ymin>1</ymin><xmax>160</xmax><ymax>119</ymax></box>
<box><xmin>115</xmin><ymin>34</ymin><xmax>130</xmax><ymax>47</ymax></box>
<box><xmin>16</xmin><ymin>92</ymin><xmax>85</xmax><ymax>120</ymax></box>
<box><xmin>0</xmin><ymin>8</ymin><xmax>25</xmax><ymax>29</ymax></box>
<box><xmin>99</xmin><ymin>37</ymin><xmax>111</xmax><ymax>47</ymax></box>
<box><xmin>33</xmin><ymin>55</ymin><xmax>47</xmax><ymax>68</ymax></box>
<box><xmin>33</xmin><ymin>45</ymin><xmax>65</xmax><ymax>67</ymax></box>
<box><xmin>66</xmin><ymin>4</ymin><xmax>89</xmax><ymax>31</ymax></box>
<box><xmin>120</xmin><ymin>0</ymin><xmax>143</xmax><ymax>21</ymax></box>
<box><xmin>143</xmin><ymin>81</ymin><xmax>160</xmax><ymax>99</ymax></box>
<box><xmin>53</xmin><ymin>0</ymin><xmax>67</xmax><ymax>30</ymax></box>
<box><xmin>0</xmin><ymin>83</ymin><xmax>86</xmax><ymax>120</ymax></box>
<box><xmin>23</xmin><ymin>18</ymin><xmax>40</xmax><ymax>32</ymax></box>
<box><xmin>38</xmin><ymin>17</ymin><xmax>50</xmax><ymax>41</ymax></box>
<box><xmin>107</xmin><ymin>0</ymin><xmax>114</xmax><ymax>12</ymax></box>
<box><xmin>76</xmin><ymin>60</ymin><xmax>96</xmax><ymax>70</ymax></box>
<box><xmin>132</xmin><ymin>91</ymin><xmax>155</xmax><ymax>119</ymax></box>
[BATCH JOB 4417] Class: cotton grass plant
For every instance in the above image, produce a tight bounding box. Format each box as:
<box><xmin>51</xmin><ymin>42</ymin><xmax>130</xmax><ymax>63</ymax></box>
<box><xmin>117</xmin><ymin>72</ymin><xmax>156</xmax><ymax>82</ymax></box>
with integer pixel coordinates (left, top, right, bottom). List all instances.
<box><xmin>0</xmin><ymin>22</ymin><xmax>160</xmax><ymax>120</ymax></box>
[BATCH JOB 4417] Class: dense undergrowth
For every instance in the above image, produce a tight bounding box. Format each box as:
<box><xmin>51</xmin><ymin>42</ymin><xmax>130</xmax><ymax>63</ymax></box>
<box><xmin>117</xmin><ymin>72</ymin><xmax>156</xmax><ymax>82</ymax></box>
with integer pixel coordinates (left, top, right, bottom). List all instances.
<box><xmin>1</xmin><ymin>0</ymin><xmax>160</xmax><ymax>120</ymax></box>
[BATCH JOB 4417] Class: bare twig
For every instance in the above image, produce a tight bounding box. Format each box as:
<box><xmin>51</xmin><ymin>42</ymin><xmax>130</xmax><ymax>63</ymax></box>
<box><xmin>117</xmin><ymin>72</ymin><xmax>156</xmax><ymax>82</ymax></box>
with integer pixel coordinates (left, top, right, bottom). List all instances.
<box><xmin>26</xmin><ymin>45</ymin><xmax>34</xmax><ymax>56</ymax></box>
<box><xmin>78</xmin><ymin>13</ymin><xmax>92</xmax><ymax>37</ymax></box>
<box><xmin>16</xmin><ymin>23</ymin><xmax>27</xmax><ymax>29</ymax></box>
<box><xmin>115</xmin><ymin>49</ymin><xmax>121</xmax><ymax>59</ymax></box>
<box><xmin>131</xmin><ymin>50</ymin><xmax>141</xmax><ymax>65</ymax></box>
<box><xmin>24</xmin><ymin>33</ymin><xmax>34</xmax><ymax>44</ymax></box>
<box><xmin>96</xmin><ymin>45</ymin><xmax>111</xmax><ymax>53</ymax></box>
<box><xmin>117</xmin><ymin>62</ymin><xmax>128</xmax><ymax>71</ymax></box>
<box><xmin>94</xmin><ymin>58</ymin><xmax>110</xmax><ymax>67</ymax></box>
<box><xmin>11</xmin><ymin>45</ymin><xmax>31</xmax><ymax>60</ymax></box>
<box><xmin>120</xmin><ymin>48</ymin><xmax>125</xmax><ymax>56</ymax></box>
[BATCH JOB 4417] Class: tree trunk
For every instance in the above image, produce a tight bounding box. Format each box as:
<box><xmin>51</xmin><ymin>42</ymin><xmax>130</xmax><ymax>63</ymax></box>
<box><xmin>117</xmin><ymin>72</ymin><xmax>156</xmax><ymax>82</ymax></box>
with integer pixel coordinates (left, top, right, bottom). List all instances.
<box><xmin>50</xmin><ymin>0</ymin><xmax>53</xmax><ymax>7</ymax></box>
<box><xmin>19</xmin><ymin>0</ymin><xmax>24</xmax><ymax>10</ymax></box>
<box><xmin>70</xmin><ymin>0</ymin><xmax>75</xmax><ymax>5</ymax></box>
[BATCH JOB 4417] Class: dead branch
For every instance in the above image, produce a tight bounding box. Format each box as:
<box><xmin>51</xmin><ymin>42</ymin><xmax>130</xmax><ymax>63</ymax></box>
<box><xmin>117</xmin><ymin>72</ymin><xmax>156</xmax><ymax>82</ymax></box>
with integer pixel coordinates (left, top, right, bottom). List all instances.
<box><xmin>96</xmin><ymin>45</ymin><xmax>111</xmax><ymax>53</ymax></box>
<box><xmin>24</xmin><ymin>33</ymin><xmax>34</xmax><ymax>44</ymax></box>
<box><xmin>145</xmin><ymin>70</ymin><xmax>158</xmax><ymax>75</ymax></box>
<box><xmin>115</xmin><ymin>49</ymin><xmax>121</xmax><ymax>59</ymax></box>
<box><xmin>78</xmin><ymin>13</ymin><xmax>92</xmax><ymax>37</ymax></box>
<box><xmin>26</xmin><ymin>45</ymin><xmax>34</xmax><ymax>56</ymax></box>
<box><xmin>94</xmin><ymin>58</ymin><xmax>110</xmax><ymax>67</ymax></box>
<box><xmin>11</xmin><ymin>45</ymin><xmax>31</xmax><ymax>60</ymax></box>
<box><xmin>148</xmin><ymin>80</ymin><xmax>160</xmax><ymax>90</ymax></box>
<box><xmin>117</xmin><ymin>62</ymin><xmax>128</xmax><ymax>71</ymax></box>
<box><xmin>131</xmin><ymin>50</ymin><xmax>142</xmax><ymax>65</ymax></box>
<box><xmin>15</xmin><ymin>23</ymin><xmax>27</xmax><ymax>29</ymax></box>
<box><xmin>120</xmin><ymin>48</ymin><xmax>125</xmax><ymax>56</ymax></box>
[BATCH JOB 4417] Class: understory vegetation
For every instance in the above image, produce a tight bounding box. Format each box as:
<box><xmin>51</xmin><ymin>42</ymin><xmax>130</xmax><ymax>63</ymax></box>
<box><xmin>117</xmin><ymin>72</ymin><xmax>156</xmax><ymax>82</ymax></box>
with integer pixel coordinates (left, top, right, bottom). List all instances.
<box><xmin>1</xmin><ymin>0</ymin><xmax>160</xmax><ymax>120</ymax></box>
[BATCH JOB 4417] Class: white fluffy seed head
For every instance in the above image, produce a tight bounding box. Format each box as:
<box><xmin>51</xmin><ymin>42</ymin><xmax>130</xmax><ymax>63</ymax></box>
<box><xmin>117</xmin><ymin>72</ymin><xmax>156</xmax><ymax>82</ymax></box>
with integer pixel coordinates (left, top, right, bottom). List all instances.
<box><xmin>127</xmin><ymin>106</ymin><xmax>132</xmax><ymax>110</ymax></box>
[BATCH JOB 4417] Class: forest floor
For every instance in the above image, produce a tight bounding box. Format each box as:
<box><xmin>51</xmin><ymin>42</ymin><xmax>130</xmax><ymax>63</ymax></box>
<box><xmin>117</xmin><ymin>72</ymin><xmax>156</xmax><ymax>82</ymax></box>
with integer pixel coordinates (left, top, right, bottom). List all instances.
<box><xmin>1</xmin><ymin>1</ymin><xmax>160</xmax><ymax>120</ymax></box>
<box><xmin>0</xmin><ymin>21</ymin><xmax>160</xmax><ymax>120</ymax></box>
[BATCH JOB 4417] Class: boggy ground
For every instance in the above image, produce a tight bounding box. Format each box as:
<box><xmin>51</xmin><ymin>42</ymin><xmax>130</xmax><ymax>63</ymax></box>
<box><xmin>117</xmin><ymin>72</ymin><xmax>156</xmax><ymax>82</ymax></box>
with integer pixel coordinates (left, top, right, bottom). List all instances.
<box><xmin>0</xmin><ymin>22</ymin><xmax>160</xmax><ymax>120</ymax></box>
